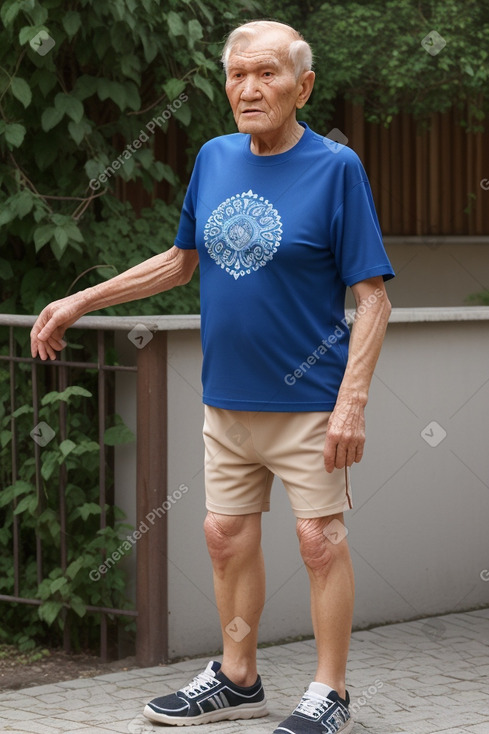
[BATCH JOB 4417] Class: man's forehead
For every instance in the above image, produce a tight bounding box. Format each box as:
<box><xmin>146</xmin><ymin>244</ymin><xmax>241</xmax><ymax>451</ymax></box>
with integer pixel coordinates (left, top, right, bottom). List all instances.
<box><xmin>227</xmin><ymin>31</ymin><xmax>292</xmax><ymax>68</ymax></box>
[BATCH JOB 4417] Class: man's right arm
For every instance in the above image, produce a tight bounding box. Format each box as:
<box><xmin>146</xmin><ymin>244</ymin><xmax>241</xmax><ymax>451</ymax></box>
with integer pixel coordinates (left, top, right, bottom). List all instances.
<box><xmin>31</xmin><ymin>246</ymin><xmax>199</xmax><ymax>361</ymax></box>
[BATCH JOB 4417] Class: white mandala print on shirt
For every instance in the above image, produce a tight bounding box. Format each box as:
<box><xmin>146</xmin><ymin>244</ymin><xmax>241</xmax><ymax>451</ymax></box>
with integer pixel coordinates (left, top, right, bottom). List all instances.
<box><xmin>204</xmin><ymin>190</ymin><xmax>282</xmax><ymax>279</ymax></box>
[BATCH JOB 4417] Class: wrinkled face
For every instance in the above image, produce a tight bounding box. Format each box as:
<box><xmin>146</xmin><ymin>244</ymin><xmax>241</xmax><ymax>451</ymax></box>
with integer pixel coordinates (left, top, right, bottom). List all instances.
<box><xmin>225</xmin><ymin>30</ymin><xmax>306</xmax><ymax>137</ymax></box>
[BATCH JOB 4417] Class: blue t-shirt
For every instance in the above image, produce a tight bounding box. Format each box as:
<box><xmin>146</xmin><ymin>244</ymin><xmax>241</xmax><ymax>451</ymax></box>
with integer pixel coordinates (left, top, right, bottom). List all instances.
<box><xmin>175</xmin><ymin>122</ymin><xmax>394</xmax><ymax>411</ymax></box>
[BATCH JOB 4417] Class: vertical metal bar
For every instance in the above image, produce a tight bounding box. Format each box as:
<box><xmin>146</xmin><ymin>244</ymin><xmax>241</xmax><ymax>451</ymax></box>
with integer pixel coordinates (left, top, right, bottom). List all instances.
<box><xmin>100</xmin><ymin>613</ymin><xmax>108</xmax><ymax>663</ymax></box>
<box><xmin>31</xmin><ymin>362</ymin><xmax>43</xmax><ymax>585</ymax></box>
<box><xmin>97</xmin><ymin>330</ymin><xmax>109</xmax><ymax>661</ymax></box>
<box><xmin>58</xmin><ymin>365</ymin><xmax>70</xmax><ymax>653</ymax></box>
<box><xmin>98</xmin><ymin>330</ymin><xmax>106</xmax><ymax>529</ymax></box>
<box><xmin>9</xmin><ymin>328</ymin><xmax>20</xmax><ymax>597</ymax></box>
<box><xmin>135</xmin><ymin>330</ymin><xmax>168</xmax><ymax>666</ymax></box>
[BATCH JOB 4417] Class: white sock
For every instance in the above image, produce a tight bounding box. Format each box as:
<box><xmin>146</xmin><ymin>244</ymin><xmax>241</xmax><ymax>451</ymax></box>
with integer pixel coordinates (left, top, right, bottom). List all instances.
<box><xmin>307</xmin><ymin>681</ymin><xmax>335</xmax><ymax>699</ymax></box>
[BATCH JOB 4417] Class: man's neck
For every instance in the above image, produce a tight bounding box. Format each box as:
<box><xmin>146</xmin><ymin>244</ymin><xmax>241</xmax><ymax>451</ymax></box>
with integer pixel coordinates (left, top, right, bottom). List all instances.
<box><xmin>249</xmin><ymin>120</ymin><xmax>304</xmax><ymax>156</ymax></box>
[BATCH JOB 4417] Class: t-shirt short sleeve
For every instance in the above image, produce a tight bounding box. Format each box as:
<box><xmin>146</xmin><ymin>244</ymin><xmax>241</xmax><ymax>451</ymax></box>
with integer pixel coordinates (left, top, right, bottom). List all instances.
<box><xmin>330</xmin><ymin>157</ymin><xmax>395</xmax><ymax>287</ymax></box>
<box><xmin>174</xmin><ymin>155</ymin><xmax>201</xmax><ymax>250</ymax></box>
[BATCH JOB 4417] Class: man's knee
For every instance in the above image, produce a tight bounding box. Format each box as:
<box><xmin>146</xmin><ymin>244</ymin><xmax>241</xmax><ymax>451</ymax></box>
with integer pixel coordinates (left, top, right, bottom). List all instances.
<box><xmin>296</xmin><ymin>515</ymin><xmax>347</xmax><ymax>573</ymax></box>
<box><xmin>204</xmin><ymin>512</ymin><xmax>260</xmax><ymax>565</ymax></box>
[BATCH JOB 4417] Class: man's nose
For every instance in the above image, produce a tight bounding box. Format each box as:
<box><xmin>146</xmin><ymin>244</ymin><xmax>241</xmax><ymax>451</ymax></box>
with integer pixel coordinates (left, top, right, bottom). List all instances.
<box><xmin>240</xmin><ymin>77</ymin><xmax>261</xmax><ymax>99</ymax></box>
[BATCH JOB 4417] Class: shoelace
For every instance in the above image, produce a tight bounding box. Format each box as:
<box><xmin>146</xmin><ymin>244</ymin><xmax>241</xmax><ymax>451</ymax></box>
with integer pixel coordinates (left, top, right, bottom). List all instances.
<box><xmin>296</xmin><ymin>692</ymin><xmax>331</xmax><ymax>718</ymax></box>
<box><xmin>181</xmin><ymin>669</ymin><xmax>217</xmax><ymax>697</ymax></box>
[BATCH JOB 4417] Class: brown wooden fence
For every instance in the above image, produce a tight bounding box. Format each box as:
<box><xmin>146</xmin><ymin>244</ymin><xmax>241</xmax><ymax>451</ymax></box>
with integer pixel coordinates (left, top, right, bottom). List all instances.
<box><xmin>117</xmin><ymin>102</ymin><xmax>489</xmax><ymax>237</ymax></box>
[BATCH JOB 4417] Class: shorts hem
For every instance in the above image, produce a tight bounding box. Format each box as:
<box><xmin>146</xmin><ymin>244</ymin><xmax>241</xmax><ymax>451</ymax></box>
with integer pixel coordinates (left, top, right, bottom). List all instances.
<box><xmin>292</xmin><ymin>498</ymin><xmax>353</xmax><ymax>519</ymax></box>
<box><xmin>206</xmin><ymin>500</ymin><xmax>271</xmax><ymax>516</ymax></box>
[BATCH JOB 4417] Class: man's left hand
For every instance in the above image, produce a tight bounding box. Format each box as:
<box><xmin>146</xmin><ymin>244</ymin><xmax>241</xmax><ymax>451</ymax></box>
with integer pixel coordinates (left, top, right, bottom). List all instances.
<box><xmin>324</xmin><ymin>394</ymin><xmax>366</xmax><ymax>472</ymax></box>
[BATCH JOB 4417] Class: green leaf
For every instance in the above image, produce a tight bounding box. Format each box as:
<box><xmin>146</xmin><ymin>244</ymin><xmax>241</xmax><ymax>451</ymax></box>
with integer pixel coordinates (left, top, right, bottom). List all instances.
<box><xmin>97</xmin><ymin>79</ymin><xmax>127</xmax><ymax>110</ymax></box>
<box><xmin>63</xmin><ymin>220</ymin><xmax>84</xmax><ymax>243</ymax></box>
<box><xmin>0</xmin><ymin>428</ymin><xmax>12</xmax><ymax>447</ymax></box>
<box><xmin>11</xmin><ymin>404</ymin><xmax>33</xmax><ymax>419</ymax></box>
<box><xmin>78</xmin><ymin>502</ymin><xmax>101</xmax><ymax>521</ymax></box>
<box><xmin>38</xmin><ymin>600</ymin><xmax>63</xmax><ymax>626</ymax></box>
<box><xmin>163</xmin><ymin>78</ymin><xmax>186</xmax><ymax>100</ymax></box>
<box><xmin>124</xmin><ymin>82</ymin><xmax>141</xmax><ymax>111</ymax></box>
<box><xmin>41</xmin><ymin>107</ymin><xmax>63</xmax><ymax>132</ymax></box>
<box><xmin>1</xmin><ymin>0</ymin><xmax>22</xmax><ymax>27</ymax></box>
<box><xmin>73</xmin><ymin>75</ymin><xmax>98</xmax><ymax>100</ymax></box>
<box><xmin>54</xmin><ymin>226</ymin><xmax>69</xmax><ymax>249</ymax></box>
<box><xmin>70</xmin><ymin>596</ymin><xmax>86</xmax><ymax>618</ymax></box>
<box><xmin>141</xmin><ymin>32</ymin><xmax>158</xmax><ymax>63</ymax></box>
<box><xmin>104</xmin><ymin>423</ymin><xmax>135</xmax><ymax>446</ymax></box>
<box><xmin>41</xmin><ymin>386</ymin><xmax>92</xmax><ymax>405</ymax></box>
<box><xmin>54</xmin><ymin>93</ymin><xmax>84</xmax><ymax>124</ymax></box>
<box><xmin>4</xmin><ymin>123</ymin><xmax>26</xmax><ymax>148</ymax></box>
<box><xmin>59</xmin><ymin>439</ymin><xmax>77</xmax><ymax>457</ymax></box>
<box><xmin>152</xmin><ymin>161</ymin><xmax>176</xmax><ymax>184</ymax></box>
<box><xmin>135</xmin><ymin>149</ymin><xmax>153</xmax><ymax>170</ymax></box>
<box><xmin>12</xmin><ymin>190</ymin><xmax>34</xmax><ymax>218</ymax></box>
<box><xmin>13</xmin><ymin>494</ymin><xmax>37</xmax><ymax>516</ymax></box>
<box><xmin>0</xmin><ymin>480</ymin><xmax>33</xmax><ymax>508</ymax></box>
<box><xmin>19</xmin><ymin>26</ymin><xmax>39</xmax><ymax>46</ymax></box>
<box><xmin>193</xmin><ymin>74</ymin><xmax>214</xmax><ymax>101</ymax></box>
<box><xmin>85</xmin><ymin>158</ymin><xmax>105</xmax><ymax>180</ymax></box>
<box><xmin>187</xmin><ymin>19</ymin><xmax>203</xmax><ymax>47</ymax></box>
<box><xmin>62</xmin><ymin>10</ymin><xmax>81</xmax><ymax>37</ymax></box>
<box><xmin>66</xmin><ymin>558</ymin><xmax>84</xmax><ymax>580</ymax></box>
<box><xmin>11</xmin><ymin>77</ymin><xmax>32</xmax><ymax>108</ymax></box>
<box><xmin>41</xmin><ymin>451</ymin><xmax>60</xmax><ymax>481</ymax></box>
<box><xmin>120</xmin><ymin>54</ymin><xmax>141</xmax><ymax>84</ymax></box>
<box><xmin>0</xmin><ymin>207</ymin><xmax>13</xmax><ymax>227</ymax></box>
<box><xmin>167</xmin><ymin>10</ymin><xmax>185</xmax><ymax>36</ymax></box>
<box><xmin>50</xmin><ymin>577</ymin><xmax>68</xmax><ymax>594</ymax></box>
<box><xmin>173</xmin><ymin>103</ymin><xmax>191</xmax><ymax>126</ymax></box>
<box><xmin>34</xmin><ymin>224</ymin><xmax>55</xmax><ymax>252</ymax></box>
<box><xmin>68</xmin><ymin>119</ymin><xmax>89</xmax><ymax>145</ymax></box>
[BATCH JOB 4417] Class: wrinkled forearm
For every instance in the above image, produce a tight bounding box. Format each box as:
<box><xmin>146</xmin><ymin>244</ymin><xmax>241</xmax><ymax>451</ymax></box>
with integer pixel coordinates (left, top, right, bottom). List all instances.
<box><xmin>337</xmin><ymin>288</ymin><xmax>391</xmax><ymax>405</ymax></box>
<box><xmin>76</xmin><ymin>246</ymin><xmax>198</xmax><ymax>314</ymax></box>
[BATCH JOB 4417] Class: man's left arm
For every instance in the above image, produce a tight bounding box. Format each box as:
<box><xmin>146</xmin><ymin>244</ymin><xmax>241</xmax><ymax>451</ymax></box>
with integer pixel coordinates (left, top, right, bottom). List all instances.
<box><xmin>324</xmin><ymin>276</ymin><xmax>392</xmax><ymax>472</ymax></box>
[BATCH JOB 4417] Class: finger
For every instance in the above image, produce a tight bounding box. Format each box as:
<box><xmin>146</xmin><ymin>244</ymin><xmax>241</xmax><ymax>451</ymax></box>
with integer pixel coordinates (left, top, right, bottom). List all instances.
<box><xmin>354</xmin><ymin>443</ymin><xmax>364</xmax><ymax>464</ymax></box>
<box><xmin>36</xmin><ymin>341</ymin><xmax>48</xmax><ymax>361</ymax></box>
<box><xmin>48</xmin><ymin>336</ymin><xmax>66</xmax><ymax>350</ymax></box>
<box><xmin>334</xmin><ymin>442</ymin><xmax>348</xmax><ymax>469</ymax></box>
<box><xmin>323</xmin><ymin>436</ymin><xmax>337</xmax><ymax>473</ymax></box>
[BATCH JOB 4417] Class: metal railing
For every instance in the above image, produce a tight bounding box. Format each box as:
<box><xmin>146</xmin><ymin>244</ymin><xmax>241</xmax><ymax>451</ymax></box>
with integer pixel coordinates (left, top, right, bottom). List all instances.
<box><xmin>0</xmin><ymin>313</ymin><xmax>198</xmax><ymax>665</ymax></box>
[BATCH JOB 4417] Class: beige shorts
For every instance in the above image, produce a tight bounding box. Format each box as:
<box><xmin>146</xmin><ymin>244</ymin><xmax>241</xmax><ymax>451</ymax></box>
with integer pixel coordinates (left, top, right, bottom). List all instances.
<box><xmin>203</xmin><ymin>406</ymin><xmax>352</xmax><ymax>519</ymax></box>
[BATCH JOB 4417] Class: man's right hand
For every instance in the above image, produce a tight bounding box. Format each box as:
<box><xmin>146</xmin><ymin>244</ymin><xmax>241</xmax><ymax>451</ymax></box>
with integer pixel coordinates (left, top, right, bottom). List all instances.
<box><xmin>31</xmin><ymin>295</ymin><xmax>85</xmax><ymax>361</ymax></box>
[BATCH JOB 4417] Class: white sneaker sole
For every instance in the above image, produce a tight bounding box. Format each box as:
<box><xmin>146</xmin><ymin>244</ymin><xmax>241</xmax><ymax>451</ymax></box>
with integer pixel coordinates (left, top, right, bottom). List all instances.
<box><xmin>276</xmin><ymin>717</ymin><xmax>353</xmax><ymax>734</ymax></box>
<box><xmin>143</xmin><ymin>700</ymin><xmax>269</xmax><ymax>726</ymax></box>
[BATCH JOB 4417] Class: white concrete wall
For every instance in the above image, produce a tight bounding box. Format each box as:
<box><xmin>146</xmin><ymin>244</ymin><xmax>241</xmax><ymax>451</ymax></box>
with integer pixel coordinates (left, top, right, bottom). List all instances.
<box><xmin>114</xmin><ymin>310</ymin><xmax>489</xmax><ymax>659</ymax></box>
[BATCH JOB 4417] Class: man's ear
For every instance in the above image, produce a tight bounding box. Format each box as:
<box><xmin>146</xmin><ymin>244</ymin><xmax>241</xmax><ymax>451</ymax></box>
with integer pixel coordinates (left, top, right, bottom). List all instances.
<box><xmin>296</xmin><ymin>70</ymin><xmax>315</xmax><ymax>110</ymax></box>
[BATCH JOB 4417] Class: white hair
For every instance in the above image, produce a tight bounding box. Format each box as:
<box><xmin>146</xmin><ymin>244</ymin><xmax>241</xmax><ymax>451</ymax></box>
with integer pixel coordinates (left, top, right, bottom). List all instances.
<box><xmin>221</xmin><ymin>20</ymin><xmax>313</xmax><ymax>79</ymax></box>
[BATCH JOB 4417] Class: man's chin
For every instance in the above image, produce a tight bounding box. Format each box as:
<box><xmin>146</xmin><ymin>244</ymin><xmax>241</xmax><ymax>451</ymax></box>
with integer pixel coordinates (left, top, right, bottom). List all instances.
<box><xmin>236</xmin><ymin>115</ymin><xmax>271</xmax><ymax>135</ymax></box>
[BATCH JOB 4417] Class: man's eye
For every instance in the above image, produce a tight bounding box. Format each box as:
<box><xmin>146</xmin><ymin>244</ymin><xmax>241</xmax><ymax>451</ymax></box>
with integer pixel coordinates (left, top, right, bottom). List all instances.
<box><xmin>263</xmin><ymin>72</ymin><xmax>273</xmax><ymax>78</ymax></box>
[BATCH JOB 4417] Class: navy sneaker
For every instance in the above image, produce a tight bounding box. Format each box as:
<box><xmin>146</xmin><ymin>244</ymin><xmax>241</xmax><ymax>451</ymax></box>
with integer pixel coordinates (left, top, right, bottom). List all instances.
<box><xmin>274</xmin><ymin>683</ymin><xmax>353</xmax><ymax>734</ymax></box>
<box><xmin>143</xmin><ymin>660</ymin><xmax>268</xmax><ymax>726</ymax></box>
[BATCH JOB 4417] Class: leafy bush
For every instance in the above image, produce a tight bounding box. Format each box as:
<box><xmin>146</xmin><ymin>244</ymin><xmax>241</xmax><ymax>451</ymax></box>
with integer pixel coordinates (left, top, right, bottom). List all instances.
<box><xmin>0</xmin><ymin>346</ymin><xmax>138</xmax><ymax>651</ymax></box>
<box><xmin>267</xmin><ymin>0</ymin><xmax>489</xmax><ymax>130</ymax></box>
<box><xmin>0</xmin><ymin>0</ymin><xmax>257</xmax><ymax>316</ymax></box>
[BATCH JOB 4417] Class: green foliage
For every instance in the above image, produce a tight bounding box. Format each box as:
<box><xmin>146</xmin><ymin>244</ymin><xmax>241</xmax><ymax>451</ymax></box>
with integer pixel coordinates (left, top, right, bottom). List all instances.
<box><xmin>0</xmin><ymin>347</ymin><xmax>135</xmax><ymax>650</ymax></box>
<box><xmin>264</xmin><ymin>0</ymin><xmax>489</xmax><ymax>130</ymax></box>
<box><xmin>0</xmin><ymin>0</ymin><xmax>258</xmax><ymax>316</ymax></box>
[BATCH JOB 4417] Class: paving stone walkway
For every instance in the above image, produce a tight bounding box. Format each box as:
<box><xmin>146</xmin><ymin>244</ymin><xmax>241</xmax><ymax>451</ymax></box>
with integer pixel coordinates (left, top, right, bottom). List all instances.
<box><xmin>0</xmin><ymin>609</ymin><xmax>488</xmax><ymax>734</ymax></box>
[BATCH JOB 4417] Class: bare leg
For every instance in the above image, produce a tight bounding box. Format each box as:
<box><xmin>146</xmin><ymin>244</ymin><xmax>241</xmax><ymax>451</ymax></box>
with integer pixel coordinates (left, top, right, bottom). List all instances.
<box><xmin>204</xmin><ymin>511</ymin><xmax>265</xmax><ymax>687</ymax></box>
<box><xmin>297</xmin><ymin>512</ymin><xmax>354</xmax><ymax>699</ymax></box>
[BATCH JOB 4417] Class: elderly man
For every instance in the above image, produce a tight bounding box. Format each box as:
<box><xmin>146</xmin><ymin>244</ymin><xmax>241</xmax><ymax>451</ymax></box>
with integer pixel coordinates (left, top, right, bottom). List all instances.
<box><xmin>31</xmin><ymin>19</ymin><xmax>394</xmax><ymax>734</ymax></box>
